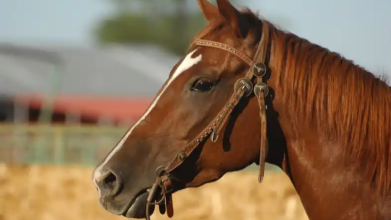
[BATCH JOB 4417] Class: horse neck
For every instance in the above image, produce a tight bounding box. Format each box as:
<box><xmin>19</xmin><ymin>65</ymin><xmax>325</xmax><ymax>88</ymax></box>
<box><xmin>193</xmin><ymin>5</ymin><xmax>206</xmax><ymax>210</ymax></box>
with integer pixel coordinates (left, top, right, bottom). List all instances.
<box><xmin>264</xmin><ymin>30</ymin><xmax>391</xmax><ymax>220</ymax></box>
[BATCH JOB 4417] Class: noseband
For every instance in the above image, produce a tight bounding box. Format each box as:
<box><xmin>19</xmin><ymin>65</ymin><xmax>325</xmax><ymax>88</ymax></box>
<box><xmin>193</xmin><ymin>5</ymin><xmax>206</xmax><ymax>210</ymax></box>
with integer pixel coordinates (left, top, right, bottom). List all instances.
<box><xmin>145</xmin><ymin>20</ymin><xmax>271</xmax><ymax>220</ymax></box>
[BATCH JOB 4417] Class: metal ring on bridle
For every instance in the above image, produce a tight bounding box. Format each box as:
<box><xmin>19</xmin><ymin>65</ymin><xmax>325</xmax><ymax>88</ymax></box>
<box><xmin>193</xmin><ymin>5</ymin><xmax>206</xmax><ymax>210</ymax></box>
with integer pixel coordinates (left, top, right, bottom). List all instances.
<box><xmin>234</xmin><ymin>78</ymin><xmax>253</xmax><ymax>97</ymax></box>
<box><xmin>254</xmin><ymin>83</ymin><xmax>269</xmax><ymax>97</ymax></box>
<box><xmin>155</xmin><ymin>166</ymin><xmax>167</xmax><ymax>177</ymax></box>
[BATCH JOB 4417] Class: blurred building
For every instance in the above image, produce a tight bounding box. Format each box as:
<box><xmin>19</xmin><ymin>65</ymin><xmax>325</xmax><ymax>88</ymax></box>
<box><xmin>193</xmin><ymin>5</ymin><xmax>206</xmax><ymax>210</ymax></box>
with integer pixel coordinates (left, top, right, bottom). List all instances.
<box><xmin>0</xmin><ymin>42</ymin><xmax>180</xmax><ymax>126</ymax></box>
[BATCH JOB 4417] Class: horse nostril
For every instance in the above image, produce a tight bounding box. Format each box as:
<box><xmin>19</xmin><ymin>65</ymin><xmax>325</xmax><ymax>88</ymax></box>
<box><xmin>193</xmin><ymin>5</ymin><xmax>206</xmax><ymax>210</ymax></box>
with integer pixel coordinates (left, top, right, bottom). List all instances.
<box><xmin>103</xmin><ymin>172</ymin><xmax>117</xmax><ymax>190</ymax></box>
<box><xmin>96</xmin><ymin>169</ymin><xmax>123</xmax><ymax>197</ymax></box>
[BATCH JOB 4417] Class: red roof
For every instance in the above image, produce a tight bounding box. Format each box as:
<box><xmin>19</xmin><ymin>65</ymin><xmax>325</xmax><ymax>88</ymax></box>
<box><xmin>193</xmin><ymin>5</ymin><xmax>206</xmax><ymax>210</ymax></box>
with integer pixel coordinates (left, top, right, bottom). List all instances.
<box><xmin>14</xmin><ymin>94</ymin><xmax>153</xmax><ymax>123</ymax></box>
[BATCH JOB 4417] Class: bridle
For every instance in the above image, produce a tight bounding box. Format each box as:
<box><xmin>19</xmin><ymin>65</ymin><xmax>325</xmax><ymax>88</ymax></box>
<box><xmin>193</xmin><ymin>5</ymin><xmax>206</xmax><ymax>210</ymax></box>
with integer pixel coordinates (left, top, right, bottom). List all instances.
<box><xmin>145</xmin><ymin>19</ymin><xmax>271</xmax><ymax>220</ymax></box>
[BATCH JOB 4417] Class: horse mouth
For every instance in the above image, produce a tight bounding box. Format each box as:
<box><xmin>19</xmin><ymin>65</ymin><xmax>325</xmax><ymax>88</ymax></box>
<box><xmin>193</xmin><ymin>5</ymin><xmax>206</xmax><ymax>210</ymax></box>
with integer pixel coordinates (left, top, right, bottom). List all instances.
<box><xmin>123</xmin><ymin>189</ymin><xmax>155</xmax><ymax>219</ymax></box>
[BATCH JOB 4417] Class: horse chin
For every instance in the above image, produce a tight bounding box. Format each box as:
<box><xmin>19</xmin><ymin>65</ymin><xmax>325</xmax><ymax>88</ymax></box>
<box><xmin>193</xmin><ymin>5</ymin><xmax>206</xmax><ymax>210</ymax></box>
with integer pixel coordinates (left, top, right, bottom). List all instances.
<box><xmin>124</xmin><ymin>191</ymin><xmax>155</xmax><ymax>219</ymax></box>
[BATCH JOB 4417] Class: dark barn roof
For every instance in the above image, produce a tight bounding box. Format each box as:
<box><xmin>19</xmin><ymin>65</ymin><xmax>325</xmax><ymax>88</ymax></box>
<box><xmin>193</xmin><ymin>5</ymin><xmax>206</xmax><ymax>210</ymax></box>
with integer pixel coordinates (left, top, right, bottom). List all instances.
<box><xmin>0</xmin><ymin>43</ymin><xmax>180</xmax><ymax>122</ymax></box>
<box><xmin>0</xmin><ymin>43</ymin><xmax>179</xmax><ymax>97</ymax></box>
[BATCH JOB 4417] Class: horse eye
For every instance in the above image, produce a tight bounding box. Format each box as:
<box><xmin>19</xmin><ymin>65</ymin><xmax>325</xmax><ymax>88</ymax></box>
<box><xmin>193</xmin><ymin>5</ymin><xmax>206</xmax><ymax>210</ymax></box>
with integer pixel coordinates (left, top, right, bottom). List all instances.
<box><xmin>191</xmin><ymin>78</ymin><xmax>214</xmax><ymax>92</ymax></box>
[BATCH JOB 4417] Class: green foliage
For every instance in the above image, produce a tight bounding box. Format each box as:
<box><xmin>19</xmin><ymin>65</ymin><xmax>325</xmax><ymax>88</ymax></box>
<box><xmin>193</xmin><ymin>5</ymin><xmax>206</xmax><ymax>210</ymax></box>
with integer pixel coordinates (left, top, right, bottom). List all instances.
<box><xmin>93</xmin><ymin>0</ymin><xmax>229</xmax><ymax>55</ymax></box>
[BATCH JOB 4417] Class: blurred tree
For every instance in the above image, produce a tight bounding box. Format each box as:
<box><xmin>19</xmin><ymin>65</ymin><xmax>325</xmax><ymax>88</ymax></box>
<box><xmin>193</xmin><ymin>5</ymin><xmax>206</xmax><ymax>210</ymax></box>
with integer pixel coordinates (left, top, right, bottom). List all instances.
<box><xmin>93</xmin><ymin>0</ymin><xmax>235</xmax><ymax>55</ymax></box>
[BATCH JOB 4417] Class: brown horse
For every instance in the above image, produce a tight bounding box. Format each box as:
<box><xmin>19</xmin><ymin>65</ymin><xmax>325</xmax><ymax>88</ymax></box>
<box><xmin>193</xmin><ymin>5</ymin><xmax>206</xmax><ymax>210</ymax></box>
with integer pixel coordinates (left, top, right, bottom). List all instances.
<box><xmin>92</xmin><ymin>0</ymin><xmax>391</xmax><ymax>219</ymax></box>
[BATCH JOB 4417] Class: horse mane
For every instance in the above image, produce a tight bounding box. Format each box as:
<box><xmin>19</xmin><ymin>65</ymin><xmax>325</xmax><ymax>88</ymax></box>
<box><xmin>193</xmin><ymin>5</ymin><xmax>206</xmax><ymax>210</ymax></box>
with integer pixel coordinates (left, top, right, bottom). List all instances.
<box><xmin>195</xmin><ymin>8</ymin><xmax>391</xmax><ymax>195</ymax></box>
<box><xmin>266</xmin><ymin>14</ymin><xmax>391</xmax><ymax>195</ymax></box>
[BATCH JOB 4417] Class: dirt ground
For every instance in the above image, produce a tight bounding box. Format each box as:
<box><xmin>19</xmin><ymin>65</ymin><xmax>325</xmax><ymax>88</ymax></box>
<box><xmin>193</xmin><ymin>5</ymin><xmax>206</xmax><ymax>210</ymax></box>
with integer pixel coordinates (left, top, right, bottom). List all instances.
<box><xmin>0</xmin><ymin>164</ymin><xmax>308</xmax><ymax>220</ymax></box>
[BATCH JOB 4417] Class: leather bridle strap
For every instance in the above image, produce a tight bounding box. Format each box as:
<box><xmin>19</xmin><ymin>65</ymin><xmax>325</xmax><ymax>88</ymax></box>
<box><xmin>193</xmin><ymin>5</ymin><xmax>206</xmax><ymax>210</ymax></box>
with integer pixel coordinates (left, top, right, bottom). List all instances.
<box><xmin>145</xmin><ymin>20</ymin><xmax>271</xmax><ymax>220</ymax></box>
<box><xmin>253</xmin><ymin>20</ymin><xmax>270</xmax><ymax>183</ymax></box>
<box><xmin>166</xmin><ymin>21</ymin><xmax>269</xmax><ymax>177</ymax></box>
<box><xmin>165</xmin><ymin>20</ymin><xmax>270</xmax><ymax>174</ymax></box>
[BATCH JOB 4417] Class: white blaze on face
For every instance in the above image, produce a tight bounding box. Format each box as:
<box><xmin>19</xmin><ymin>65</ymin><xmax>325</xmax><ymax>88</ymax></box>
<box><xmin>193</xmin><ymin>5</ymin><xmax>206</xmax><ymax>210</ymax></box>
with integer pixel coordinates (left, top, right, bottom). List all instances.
<box><xmin>92</xmin><ymin>49</ymin><xmax>202</xmax><ymax>186</ymax></box>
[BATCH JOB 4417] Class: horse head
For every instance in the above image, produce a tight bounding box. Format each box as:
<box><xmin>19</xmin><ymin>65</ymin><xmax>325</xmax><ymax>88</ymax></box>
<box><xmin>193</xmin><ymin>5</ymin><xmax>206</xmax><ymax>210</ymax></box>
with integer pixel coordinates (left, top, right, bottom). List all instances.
<box><xmin>92</xmin><ymin>0</ymin><xmax>391</xmax><ymax>219</ymax></box>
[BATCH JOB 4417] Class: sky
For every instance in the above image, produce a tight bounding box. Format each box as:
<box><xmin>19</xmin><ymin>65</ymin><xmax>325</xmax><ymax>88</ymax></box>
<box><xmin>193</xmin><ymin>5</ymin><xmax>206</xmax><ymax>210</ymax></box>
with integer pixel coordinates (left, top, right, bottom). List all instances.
<box><xmin>0</xmin><ymin>0</ymin><xmax>390</xmax><ymax>78</ymax></box>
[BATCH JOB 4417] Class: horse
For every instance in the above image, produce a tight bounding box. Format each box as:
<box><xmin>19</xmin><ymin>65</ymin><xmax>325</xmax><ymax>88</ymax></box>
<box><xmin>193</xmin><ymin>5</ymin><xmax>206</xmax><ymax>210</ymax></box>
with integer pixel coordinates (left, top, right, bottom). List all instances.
<box><xmin>92</xmin><ymin>0</ymin><xmax>391</xmax><ymax>219</ymax></box>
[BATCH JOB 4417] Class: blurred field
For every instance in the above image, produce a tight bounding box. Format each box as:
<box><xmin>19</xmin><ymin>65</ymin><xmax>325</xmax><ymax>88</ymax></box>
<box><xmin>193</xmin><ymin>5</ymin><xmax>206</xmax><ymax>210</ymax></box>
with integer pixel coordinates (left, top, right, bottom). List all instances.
<box><xmin>0</xmin><ymin>164</ymin><xmax>308</xmax><ymax>220</ymax></box>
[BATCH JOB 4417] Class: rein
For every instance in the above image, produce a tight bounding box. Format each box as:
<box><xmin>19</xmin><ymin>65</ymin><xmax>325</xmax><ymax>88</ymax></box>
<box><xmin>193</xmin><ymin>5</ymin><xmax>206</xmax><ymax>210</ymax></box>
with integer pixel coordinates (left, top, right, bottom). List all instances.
<box><xmin>145</xmin><ymin>20</ymin><xmax>271</xmax><ymax>220</ymax></box>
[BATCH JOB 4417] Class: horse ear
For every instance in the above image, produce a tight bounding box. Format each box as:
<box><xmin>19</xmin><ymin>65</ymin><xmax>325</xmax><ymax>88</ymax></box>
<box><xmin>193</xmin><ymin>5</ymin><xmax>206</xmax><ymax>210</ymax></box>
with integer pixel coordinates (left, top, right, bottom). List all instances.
<box><xmin>197</xmin><ymin>0</ymin><xmax>219</xmax><ymax>22</ymax></box>
<box><xmin>216</xmin><ymin>0</ymin><xmax>249</xmax><ymax>38</ymax></box>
